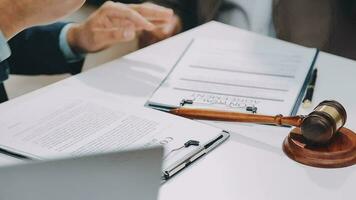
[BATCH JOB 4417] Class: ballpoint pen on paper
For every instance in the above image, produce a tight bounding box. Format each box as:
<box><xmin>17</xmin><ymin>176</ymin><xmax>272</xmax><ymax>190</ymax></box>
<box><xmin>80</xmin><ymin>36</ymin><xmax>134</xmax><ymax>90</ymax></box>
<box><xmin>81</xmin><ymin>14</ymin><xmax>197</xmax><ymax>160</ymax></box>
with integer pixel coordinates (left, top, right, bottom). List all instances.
<box><xmin>302</xmin><ymin>69</ymin><xmax>318</xmax><ymax>108</ymax></box>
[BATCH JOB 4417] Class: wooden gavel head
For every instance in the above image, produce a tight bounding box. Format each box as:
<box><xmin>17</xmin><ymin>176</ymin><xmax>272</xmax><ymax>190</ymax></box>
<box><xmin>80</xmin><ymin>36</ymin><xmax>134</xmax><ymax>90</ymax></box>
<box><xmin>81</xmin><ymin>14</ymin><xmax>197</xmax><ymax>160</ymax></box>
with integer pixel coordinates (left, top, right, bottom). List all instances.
<box><xmin>300</xmin><ymin>100</ymin><xmax>347</xmax><ymax>145</ymax></box>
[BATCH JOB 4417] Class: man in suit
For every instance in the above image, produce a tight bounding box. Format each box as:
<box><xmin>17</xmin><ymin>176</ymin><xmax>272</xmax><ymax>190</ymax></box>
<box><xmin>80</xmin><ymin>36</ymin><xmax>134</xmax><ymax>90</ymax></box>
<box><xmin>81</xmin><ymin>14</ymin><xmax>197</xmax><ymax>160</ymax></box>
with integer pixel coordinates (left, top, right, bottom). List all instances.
<box><xmin>0</xmin><ymin>0</ymin><xmax>173</xmax><ymax>103</ymax></box>
<box><xmin>145</xmin><ymin>0</ymin><xmax>356</xmax><ymax>60</ymax></box>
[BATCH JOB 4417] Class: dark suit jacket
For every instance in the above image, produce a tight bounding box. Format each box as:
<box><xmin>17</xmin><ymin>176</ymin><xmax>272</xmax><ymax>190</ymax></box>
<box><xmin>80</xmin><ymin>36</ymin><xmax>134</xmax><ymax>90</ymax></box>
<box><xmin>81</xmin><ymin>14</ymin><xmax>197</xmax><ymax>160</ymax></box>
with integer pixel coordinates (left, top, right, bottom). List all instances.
<box><xmin>0</xmin><ymin>22</ymin><xmax>84</xmax><ymax>101</ymax></box>
<box><xmin>152</xmin><ymin>0</ymin><xmax>356</xmax><ymax>60</ymax></box>
<box><xmin>2</xmin><ymin>23</ymin><xmax>84</xmax><ymax>76</ymax></box>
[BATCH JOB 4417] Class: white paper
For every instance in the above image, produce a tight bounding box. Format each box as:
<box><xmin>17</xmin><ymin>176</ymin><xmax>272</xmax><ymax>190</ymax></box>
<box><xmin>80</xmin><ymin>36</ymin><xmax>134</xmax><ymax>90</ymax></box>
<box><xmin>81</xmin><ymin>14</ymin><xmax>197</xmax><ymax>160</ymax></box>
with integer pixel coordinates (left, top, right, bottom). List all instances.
<box><xmin>149</xmin><ymin>38</ymin><xmax>317</xmax><ymax>115</ymax></box>
<box><xmin>0</xmin><ymin>84</ymin><xmax>224</xmax><ymax>169</ymax></box>
<box><xmin>0</xmin><ymin>154</ymin><xmax>23</xmax><ymax>166</ymax></box>
<box><xmin>0</xmin><ymin>148</ymin><xmax>162</xmax><ymax>200</ymax></box>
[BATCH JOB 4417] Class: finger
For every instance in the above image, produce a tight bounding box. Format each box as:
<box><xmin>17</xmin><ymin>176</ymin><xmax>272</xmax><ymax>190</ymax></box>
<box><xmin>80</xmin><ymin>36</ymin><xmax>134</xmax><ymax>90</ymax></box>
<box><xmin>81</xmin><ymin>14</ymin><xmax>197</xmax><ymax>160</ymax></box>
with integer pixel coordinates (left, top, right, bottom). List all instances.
<box><xmin>145</xmin><ymin>16</ymin><xmax>181</xmax><ymax>35</ymax></box>
<box><xmin>112</xmin><ymin>28</ymin><xmax>136</xmax><ymax>42</ymax></box>
<box><xmin>161</xmin><ymin>22</ymin><xmax>177</xmax><ymax>35</ymax></box>
<box><xmin>146</xmin><ymin>24</ymin><xmax>175</xmax><ymax>40</ymax></box>
<box><xmin>117</xmin><ymin>20</ymin><xmax>137</xmax><ymax>41</ymax></box>
<box><xmin>104</xmin><ymin>3</ymin><xmax>155</xmax><ymax>31</ymax></box>
<box><xmin>143</xmin><ymin>23</ymin><xmax>174</xmax><ymax>37</ymax></box>
<box><xmin>148</xmin><ymin>20</ymin><xmax>168</xmax><ymax>27</ymax></box>
<box><xmin>108</xmin><ymin>21</ymin><xmax>136</xmax><ymax>42</ymax></box>
<box><xmin>130</xmin><ymin>3</ymin><xmax>174</xmax><ymax>22</ymax></box>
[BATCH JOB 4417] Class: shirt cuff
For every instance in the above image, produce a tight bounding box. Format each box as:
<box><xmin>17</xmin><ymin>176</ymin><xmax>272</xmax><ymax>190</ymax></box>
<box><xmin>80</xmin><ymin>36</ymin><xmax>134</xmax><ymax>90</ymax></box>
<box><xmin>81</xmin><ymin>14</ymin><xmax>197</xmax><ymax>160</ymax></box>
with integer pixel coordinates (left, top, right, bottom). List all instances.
<box><xmin>59</xmin><ymin>24</ymin><xmax>85</xmax><ymax>63</ymax></box>
<box><xmin>0</xmin><ymin>29</ymin><xmax>11</xmax><ymax>62</ymax></box>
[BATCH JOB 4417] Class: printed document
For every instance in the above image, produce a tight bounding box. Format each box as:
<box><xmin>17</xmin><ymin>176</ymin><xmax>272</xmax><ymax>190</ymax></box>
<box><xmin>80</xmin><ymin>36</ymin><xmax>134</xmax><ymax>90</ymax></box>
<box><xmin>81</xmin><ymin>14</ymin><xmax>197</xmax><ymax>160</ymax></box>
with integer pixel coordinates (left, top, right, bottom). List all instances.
<box><xmin>0</xmin><ymin>85</ymin><xmax>225</xmax><ymax>169</ymax></box>
<box><xmin>148</xmin><ymin>38</ymin><xmax>318</xmax><ymax>115</ymax></box>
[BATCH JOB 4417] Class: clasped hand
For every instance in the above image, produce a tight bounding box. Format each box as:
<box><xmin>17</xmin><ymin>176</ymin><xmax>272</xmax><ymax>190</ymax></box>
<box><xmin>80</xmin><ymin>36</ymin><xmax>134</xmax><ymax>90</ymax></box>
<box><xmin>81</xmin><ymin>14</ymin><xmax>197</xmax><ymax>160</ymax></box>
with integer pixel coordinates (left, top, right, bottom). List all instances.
<box><xmin>67</xmin><ymin>2</ymin><xmax>174</xmax><ymax>53</ymax></box>
<box><xmin>0</xmin><ymin>0</ymin><xmax>175</xmax><ymax>53</ymax></box>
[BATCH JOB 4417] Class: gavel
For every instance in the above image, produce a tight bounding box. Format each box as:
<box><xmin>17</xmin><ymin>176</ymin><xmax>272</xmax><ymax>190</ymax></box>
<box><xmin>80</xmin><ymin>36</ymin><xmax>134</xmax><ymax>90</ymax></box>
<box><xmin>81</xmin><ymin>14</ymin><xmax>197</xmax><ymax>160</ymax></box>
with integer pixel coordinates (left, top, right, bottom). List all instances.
<box><xmin>170</xmin><ymin>100</ymin><xmax>347</xmax><ymax>145</ymax></box>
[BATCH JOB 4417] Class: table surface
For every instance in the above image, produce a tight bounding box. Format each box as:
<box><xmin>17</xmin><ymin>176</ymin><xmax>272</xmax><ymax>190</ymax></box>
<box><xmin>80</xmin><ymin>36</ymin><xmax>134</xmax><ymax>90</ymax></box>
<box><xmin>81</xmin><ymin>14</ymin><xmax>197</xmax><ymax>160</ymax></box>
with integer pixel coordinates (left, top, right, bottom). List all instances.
<box><xmin>0</xmin><ymin>21</ymin><xmax>355</xmax><ymax>200</ymax></box>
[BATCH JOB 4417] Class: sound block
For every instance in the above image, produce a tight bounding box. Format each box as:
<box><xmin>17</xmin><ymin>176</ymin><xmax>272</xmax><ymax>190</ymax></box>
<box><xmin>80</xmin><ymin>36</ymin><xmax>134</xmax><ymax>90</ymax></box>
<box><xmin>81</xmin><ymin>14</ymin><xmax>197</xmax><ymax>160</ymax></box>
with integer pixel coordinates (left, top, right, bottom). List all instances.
<box><xmin>283</xmin><ymin>127</ymin><xmax>356</xmax><ymax>168</ymax></box>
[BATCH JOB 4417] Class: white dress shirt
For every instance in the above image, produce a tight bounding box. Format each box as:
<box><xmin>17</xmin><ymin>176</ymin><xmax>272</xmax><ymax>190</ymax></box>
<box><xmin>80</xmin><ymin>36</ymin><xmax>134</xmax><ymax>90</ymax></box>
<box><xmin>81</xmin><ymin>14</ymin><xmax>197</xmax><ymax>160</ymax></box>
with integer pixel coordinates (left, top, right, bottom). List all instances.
<box><xmin>0</xmin><ymin>30</ymin><xmax>11</xmax><ymax>62</ymax></box>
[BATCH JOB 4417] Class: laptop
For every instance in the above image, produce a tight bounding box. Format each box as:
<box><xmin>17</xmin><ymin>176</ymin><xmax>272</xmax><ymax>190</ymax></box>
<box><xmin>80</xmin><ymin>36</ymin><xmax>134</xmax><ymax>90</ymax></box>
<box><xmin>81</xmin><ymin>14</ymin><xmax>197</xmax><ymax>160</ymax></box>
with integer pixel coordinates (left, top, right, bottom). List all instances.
<box><xmin>0</xmin><ymin>147</ymin><xmax>163</xmax><ymax>200</ymax></box>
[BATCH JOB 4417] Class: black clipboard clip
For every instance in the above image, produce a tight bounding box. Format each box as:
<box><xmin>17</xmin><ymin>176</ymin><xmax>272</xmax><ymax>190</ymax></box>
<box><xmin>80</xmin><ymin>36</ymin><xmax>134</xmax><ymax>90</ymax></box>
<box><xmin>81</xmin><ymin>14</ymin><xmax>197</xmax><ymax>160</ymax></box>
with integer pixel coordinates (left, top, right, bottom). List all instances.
<box><xmin>180</xmin><ymin>99</ymin><xmax>258</xmax><ymax>114</ymax></box>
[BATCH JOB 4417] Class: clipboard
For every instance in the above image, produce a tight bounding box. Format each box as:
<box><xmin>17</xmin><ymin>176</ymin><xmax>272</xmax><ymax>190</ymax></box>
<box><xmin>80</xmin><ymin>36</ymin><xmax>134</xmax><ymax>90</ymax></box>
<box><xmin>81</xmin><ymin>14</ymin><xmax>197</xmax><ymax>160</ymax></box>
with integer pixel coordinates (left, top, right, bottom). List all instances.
<box><xmin>146</xmin><ymin>38</ymin><xmax>320</xmax><ymax>116</ymax></box>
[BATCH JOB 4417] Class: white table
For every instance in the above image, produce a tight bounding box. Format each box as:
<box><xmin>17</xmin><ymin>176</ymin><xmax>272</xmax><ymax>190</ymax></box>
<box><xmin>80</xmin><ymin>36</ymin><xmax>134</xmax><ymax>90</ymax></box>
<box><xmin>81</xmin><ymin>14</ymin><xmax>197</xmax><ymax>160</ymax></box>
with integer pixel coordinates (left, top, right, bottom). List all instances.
<box><xmin>0</xmin><ymin>22</ymin><xmax>355</xmax><ymax>199</ymax></box>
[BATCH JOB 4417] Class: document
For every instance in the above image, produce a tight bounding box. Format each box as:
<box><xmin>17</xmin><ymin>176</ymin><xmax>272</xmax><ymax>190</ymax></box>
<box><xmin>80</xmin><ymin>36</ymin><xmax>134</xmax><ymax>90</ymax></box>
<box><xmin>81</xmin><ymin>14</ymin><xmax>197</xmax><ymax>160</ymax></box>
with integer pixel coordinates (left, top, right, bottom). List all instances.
<box><xmin>148</xmin><ymin>38</ymin><xmax>318</xmax><ymax>115</ymax></box>
<box><xmin>0</xmin><ymin>85</ymin><xmax>227</xmax><ymax>171</ymax></box>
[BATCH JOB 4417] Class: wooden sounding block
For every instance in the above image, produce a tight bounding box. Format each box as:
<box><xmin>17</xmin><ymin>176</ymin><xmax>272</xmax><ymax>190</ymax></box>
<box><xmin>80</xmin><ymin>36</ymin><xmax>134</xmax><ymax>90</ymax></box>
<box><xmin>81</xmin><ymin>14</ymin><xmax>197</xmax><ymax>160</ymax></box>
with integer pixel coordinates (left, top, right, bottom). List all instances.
<box><xmin>283</xmin><ymin>127</ymin><xmax>356</xmax><ymax>168</ymax></box>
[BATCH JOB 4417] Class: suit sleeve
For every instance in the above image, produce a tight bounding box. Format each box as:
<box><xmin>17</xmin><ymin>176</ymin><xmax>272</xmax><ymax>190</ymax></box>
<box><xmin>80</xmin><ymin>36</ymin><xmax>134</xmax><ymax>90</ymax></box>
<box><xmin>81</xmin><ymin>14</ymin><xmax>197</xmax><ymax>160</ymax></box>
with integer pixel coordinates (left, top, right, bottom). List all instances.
<box><xmin>7</xmin><ymin>23</ymin><xmax>84</xmax><ymax>76</ymax></box>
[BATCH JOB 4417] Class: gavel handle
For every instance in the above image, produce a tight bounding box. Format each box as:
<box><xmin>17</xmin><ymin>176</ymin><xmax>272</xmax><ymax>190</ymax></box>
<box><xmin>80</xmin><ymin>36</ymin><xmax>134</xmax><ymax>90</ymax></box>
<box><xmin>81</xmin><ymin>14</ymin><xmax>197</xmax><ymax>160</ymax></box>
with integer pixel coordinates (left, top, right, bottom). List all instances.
<box><xmin>170</xmin><ymin>108</ymin><xmax>304</xmax><ymax>127</ymax></box>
